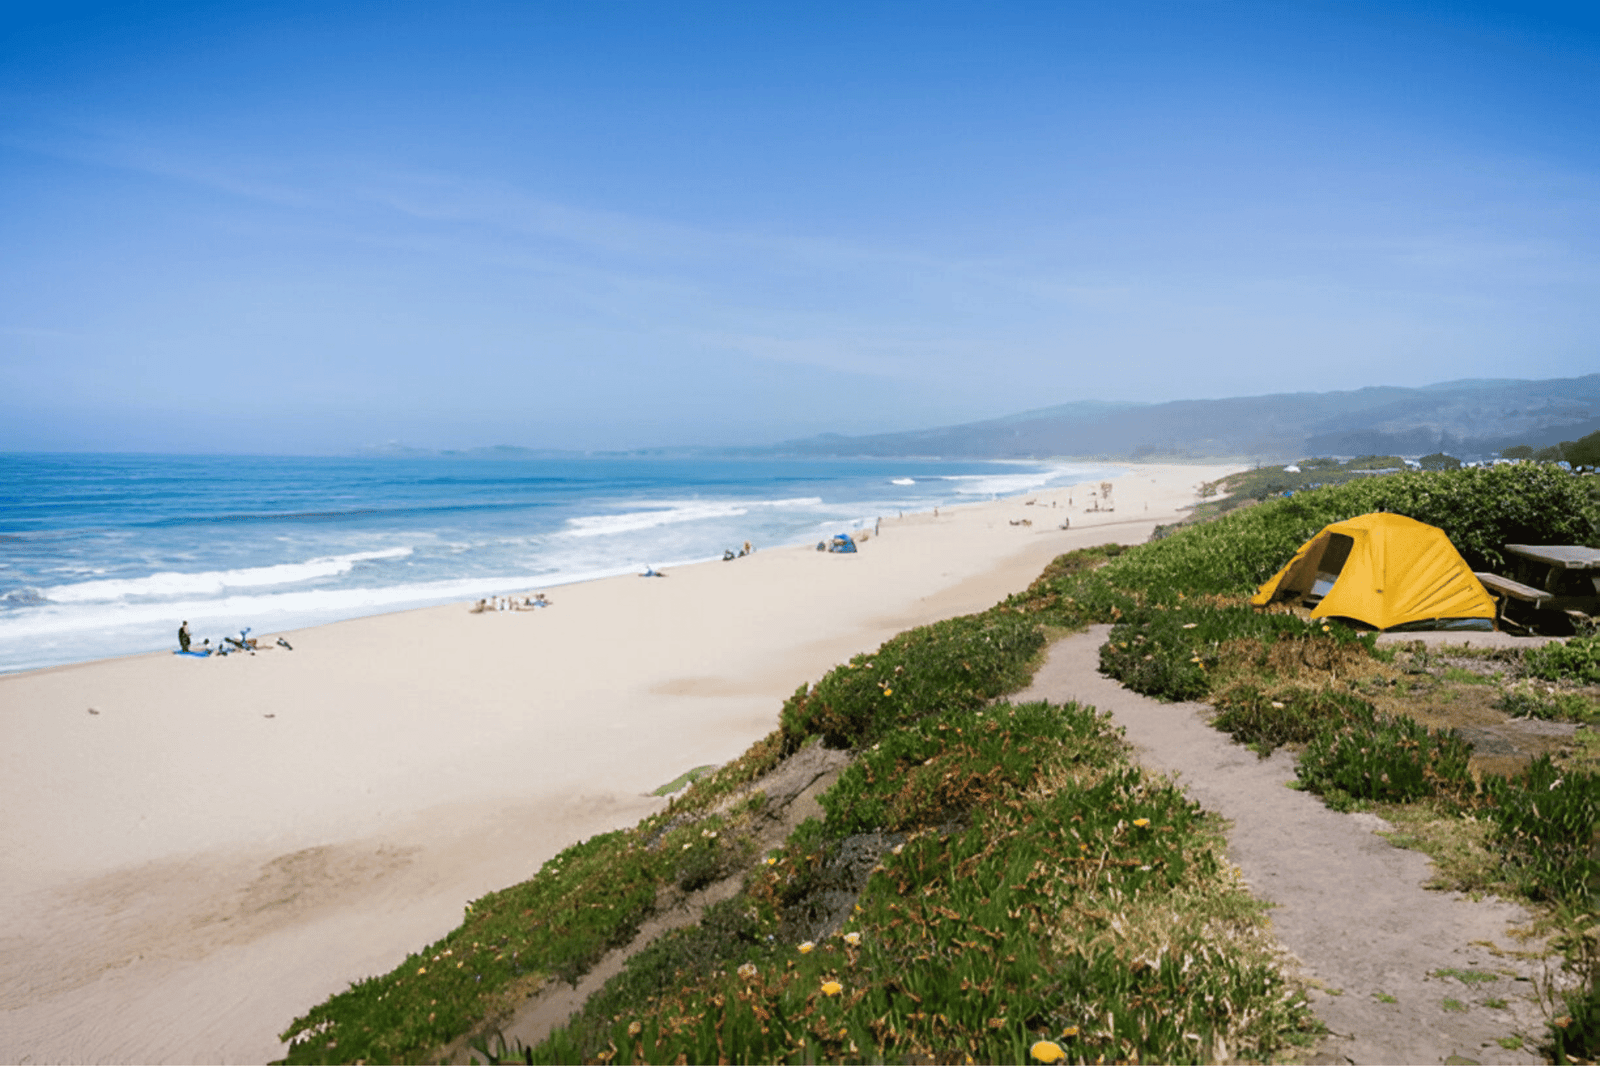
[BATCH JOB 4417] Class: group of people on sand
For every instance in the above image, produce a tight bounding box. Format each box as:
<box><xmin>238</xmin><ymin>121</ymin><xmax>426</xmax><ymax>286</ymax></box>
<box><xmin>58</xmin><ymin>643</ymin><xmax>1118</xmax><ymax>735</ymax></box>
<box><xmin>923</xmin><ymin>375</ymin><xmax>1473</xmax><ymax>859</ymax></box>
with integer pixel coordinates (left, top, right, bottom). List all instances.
<box><xmin>721</xmin><ymin>540</ymin><xmax>754</xmax><ymax>561</ymax></box>
<box><xmin>470</xmin><ymin>593</ymin><xmax>552</xmax><ymax>613</ymax></box>
<box><xmin>176</xmin><ymin>621</ymin><xmax>292</xmax><ymax>656</ymax></box>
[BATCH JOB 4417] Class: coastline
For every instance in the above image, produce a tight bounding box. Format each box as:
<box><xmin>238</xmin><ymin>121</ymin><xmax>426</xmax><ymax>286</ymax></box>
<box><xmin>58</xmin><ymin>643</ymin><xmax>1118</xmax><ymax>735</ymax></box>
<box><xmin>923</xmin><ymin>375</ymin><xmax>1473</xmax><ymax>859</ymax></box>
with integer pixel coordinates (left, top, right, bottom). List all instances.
<box><xmin>0</xmin><ymin>461</ymin><xmax>1242</xmax><ymax>1064</ymax></box>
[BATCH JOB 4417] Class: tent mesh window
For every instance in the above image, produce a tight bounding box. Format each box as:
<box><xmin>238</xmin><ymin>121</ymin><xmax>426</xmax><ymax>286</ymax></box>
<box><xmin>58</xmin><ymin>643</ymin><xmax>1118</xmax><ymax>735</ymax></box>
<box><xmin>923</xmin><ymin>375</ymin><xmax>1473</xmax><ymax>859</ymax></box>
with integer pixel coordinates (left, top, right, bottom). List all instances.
<box><xmin>1307</xmin><ymin>533</ymin><xmax>1354</xmax><ymax>604</ymax></box>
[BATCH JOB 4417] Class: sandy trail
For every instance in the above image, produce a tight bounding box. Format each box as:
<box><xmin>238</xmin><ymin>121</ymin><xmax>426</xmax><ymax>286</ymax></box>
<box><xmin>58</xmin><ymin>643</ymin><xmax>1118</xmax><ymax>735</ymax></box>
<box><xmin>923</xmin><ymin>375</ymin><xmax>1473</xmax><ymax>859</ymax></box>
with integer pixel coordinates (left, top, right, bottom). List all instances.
<box><xmin>1016</xmin><ymin>626</ymin><xmax>1551</xmax><ymax>1066</ymax></box>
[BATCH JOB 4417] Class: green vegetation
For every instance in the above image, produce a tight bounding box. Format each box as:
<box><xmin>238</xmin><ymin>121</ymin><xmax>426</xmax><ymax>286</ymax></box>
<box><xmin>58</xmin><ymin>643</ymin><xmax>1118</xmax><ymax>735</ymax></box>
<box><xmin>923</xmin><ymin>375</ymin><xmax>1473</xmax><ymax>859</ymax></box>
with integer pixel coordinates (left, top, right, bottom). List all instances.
<box><xmin>778</xmin><ymin>610</ymin><xmax>1046</xmax><ymax>751</ymax></box>
<box><xmin>1525</xmin><ymin>633</ymin><xmax>1600</xmax><ymax>685</ymax></box>
<box><xmin>532</xmin><ymin>702</ymin><xmax>1316</xmax><ymax>1065</ymax></box>
<box><xmin>1506</xmin><ymin>428</ymin><xmax>1600</xmax><ymax>471</ymax></box>
<box><xmin>1419</xmin><ymin>452</ymin><xmax>1463</xmax><ymax>471</ymax></box>
<box><xmin>1297</xmin><ymin>708</ymin><xmax>1472</xmax><ymax>807</ymax></box>
<box><xmin>1497</xmin><ymin>685</ymin><xmax>1600</xmax><ymax>724</ymax></box>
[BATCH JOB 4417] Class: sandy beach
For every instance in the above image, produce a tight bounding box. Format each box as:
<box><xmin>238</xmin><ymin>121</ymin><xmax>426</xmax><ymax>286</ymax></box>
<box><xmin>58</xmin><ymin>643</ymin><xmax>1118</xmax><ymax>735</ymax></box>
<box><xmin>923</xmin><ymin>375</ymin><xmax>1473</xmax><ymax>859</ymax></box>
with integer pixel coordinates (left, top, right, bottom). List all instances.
<box><xmin>0</xmin><ymin>462</ymin><xmax>1241</xmax><ymax>1064</ymax></box>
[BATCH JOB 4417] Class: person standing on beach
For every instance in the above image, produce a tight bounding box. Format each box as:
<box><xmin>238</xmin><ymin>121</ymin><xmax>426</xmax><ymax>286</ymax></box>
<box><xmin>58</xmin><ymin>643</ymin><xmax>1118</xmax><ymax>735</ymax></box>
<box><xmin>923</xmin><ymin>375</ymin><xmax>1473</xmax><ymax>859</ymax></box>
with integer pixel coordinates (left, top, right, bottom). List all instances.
<box><xmin>178</xmin><ymin>621</ymin><xmax>191</xmax><ymax>652</ymax></box>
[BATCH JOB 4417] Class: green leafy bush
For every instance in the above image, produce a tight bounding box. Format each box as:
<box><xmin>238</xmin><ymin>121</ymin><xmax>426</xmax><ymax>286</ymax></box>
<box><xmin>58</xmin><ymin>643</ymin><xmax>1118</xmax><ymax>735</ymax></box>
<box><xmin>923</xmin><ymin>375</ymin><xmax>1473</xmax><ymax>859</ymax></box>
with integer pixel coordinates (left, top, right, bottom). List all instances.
<box><xmin>1296</xmin><ymin>708</ymin><xmax>1472</xmax><ymax>805</ymax></box>
<box><xmin>779</xmin><ymin>609</ymin><xmax>1045</xmax><ymax>750</ymax></box>
<box><xmin>1482</xmin><ymin>755</ymin><xmax>1600</xmax><ymax>905</ymax></box>
<box><xmin>1524</xmin><ymin>634</ymin><xmax>1600</xmax><ymax>685</ymax></box>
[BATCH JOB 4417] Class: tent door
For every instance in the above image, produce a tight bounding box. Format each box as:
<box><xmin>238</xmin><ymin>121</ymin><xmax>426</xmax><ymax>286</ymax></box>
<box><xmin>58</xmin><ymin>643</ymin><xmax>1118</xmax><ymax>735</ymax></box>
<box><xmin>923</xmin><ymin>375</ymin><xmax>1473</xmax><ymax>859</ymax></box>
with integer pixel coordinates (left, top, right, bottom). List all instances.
<box><xmin>1307</xmin><ymin>533</ymin><xmax>1355</xmax><ymax>604</ymax></box>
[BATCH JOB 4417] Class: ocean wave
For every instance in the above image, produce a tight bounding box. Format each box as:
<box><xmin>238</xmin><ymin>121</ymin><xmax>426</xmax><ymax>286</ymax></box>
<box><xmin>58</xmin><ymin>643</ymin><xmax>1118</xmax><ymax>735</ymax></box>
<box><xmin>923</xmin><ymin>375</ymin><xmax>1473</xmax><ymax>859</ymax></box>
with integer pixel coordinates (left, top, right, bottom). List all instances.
<box><xmin>890</xmin><ymin>478</ymin><xmax>916</xmax><ymax>485</ymax></box>
<box><xmin>563</xmin><ymin>497</ymin><xmax>823</xmax><ymax>538</ymax></box>
<box><xmin>938</xmin><ymin>463</ymin><xmax>1113</xmax><ymax>498</ymax></box>
<box><xmin>38</xmin><ymin>547</ymin><xmax>414</xmax><ymax>604</ymax></box>
<box><xmin>0</xmin><ymin>566</ymin><xmax>640</xmax><ymax>643</ymax></box>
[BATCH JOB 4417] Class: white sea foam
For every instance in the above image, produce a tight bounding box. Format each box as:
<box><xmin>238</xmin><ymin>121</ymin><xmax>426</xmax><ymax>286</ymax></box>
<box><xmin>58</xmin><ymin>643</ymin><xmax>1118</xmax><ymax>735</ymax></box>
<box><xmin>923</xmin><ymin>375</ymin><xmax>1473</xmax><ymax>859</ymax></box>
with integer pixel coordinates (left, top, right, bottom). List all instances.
<box><xmin>890</xmin><ymin>478</ymin><xmax>916</xmax><ymax>485</ymax></box>
<box><xmin>563</xmin><ymin>497</ymin><xmax>823</xmax><ymax>538</ymax></box>
<box><xmin>40</xmin><ymin>547</ymin><xmax>414</xmax><ymax>604</ymax></box>
<box><xmin>939</xmin><ymin>462</ymin><xmax>1113</xmax><ymax>498</ymax></box>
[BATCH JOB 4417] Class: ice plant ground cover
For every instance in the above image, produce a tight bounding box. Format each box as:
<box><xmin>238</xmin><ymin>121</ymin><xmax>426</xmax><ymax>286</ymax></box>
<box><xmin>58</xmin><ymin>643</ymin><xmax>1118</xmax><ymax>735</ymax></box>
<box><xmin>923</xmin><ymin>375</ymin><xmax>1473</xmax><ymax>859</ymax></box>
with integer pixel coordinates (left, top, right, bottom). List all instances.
<box><xmin>527</xmin><ymin>701</ymin><xmax>1316</xmax><ymax>1065</ymax></box>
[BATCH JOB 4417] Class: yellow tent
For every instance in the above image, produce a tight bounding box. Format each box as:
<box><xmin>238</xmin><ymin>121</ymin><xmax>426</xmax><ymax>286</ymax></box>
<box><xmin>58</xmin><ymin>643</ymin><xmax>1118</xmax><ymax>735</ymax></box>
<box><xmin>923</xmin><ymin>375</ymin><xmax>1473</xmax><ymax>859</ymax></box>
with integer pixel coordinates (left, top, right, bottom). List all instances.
<box><xmin>1250</xmin><ymin>513</ymin><xmax>1496</xmax><ymax>631</ymax></box>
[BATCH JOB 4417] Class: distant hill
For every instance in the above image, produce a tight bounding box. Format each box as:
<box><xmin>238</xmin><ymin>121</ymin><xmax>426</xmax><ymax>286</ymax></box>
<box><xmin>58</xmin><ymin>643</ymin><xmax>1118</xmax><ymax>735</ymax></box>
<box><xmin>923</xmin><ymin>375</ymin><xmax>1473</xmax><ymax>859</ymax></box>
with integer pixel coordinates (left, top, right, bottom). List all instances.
<box><xmin>752</xmin><ymin>374</ymin><xmax>1600</xmax><ymax>461</ymax></box>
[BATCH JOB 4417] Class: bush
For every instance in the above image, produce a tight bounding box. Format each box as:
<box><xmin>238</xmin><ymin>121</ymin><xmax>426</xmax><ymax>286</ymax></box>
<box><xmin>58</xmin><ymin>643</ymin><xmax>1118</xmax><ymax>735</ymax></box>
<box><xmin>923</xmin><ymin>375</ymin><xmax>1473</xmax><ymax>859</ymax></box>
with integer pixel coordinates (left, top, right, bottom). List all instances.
<box><xmin>779</xmin><ymin>609</ymin><xmax>1045</xmax><ymax>750</ymax></box>
<box><xmin>1482</xmin><ymin>755</ymin><xmax>1600</xmax><ymax>905</ymax></box>
<box><xmin>1524</xmin><ymin>635</ymin><xmax>1600</xmax><ymax>685</ymax></box>
<box><xmin>1296</xmin><ymin>708</ymin><xmax>1472</xmax><ymax>805</ymax></box>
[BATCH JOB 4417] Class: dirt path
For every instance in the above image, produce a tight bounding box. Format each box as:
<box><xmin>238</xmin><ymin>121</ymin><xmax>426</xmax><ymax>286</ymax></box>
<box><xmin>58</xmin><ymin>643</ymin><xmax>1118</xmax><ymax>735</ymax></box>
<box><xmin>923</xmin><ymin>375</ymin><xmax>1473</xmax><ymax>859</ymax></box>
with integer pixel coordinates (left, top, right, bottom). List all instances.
<box><xmin>1015</xmin><ymin>626</ymin><xmax>1552</xmax><ymax>1066</ymax></box>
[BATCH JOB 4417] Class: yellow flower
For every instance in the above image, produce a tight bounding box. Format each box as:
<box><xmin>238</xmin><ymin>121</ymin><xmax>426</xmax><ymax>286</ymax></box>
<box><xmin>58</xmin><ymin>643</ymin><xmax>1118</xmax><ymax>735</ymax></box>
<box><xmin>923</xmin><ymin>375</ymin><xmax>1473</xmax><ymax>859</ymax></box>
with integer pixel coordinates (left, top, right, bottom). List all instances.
<box><xmin>1061</xmin><ymin>1026</ymin><xmax>1080</xmax><ymax>1037</ymax></box>
<box><xmin>416</xmin><ymin>967</ymin><xmax>426</xmax><ymax>975</ymax></box>
<box><xmin>1031</xmin><ymin>1039</ymin><xmax>1066</xmax><ymax>1063</ymax></box>
<box><xmin>766</xmin><ymin>856</ymin><xmax>778</xmax><ymax>865</ymax></box>
<box><xmin>821</xmin><ymin>980</ymin><xmax>843</xmax><ymax>996</ymax></box>
<box><xmin>883</xmin><ymin>688</ymin><xmax>893</xmax><ymax>696</ymax></box>
<box><xmin>843</xmin><ymin>931</ymin><xmax>862</xmax><ymax>946</ymax></box>
<box><xmin>1132</xmin><ymin>818</ymin><xmax>1150</xmax><ymax>828</ymax></box>
<box><xmin>799</xmin><ymin>941</ymin><xmax>815</xmax><ymax>954</ymax></box>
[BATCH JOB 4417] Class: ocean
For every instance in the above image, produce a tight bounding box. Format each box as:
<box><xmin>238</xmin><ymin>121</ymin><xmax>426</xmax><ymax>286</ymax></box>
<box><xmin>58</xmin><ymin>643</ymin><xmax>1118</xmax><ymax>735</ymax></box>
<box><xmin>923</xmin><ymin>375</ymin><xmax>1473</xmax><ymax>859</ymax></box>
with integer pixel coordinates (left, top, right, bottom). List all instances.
<box><xmin>0</xmin><ymin>453</ymin><xmax>1119</xmax><ymax>674</ymax></box>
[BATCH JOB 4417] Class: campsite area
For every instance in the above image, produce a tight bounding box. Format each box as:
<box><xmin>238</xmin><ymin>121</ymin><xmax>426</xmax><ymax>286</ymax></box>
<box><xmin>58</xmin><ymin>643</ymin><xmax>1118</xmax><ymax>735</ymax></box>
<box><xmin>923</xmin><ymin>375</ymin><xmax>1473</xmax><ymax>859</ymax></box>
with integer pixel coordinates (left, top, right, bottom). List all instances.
<box><xmin>272</xmin><ymin>461</ymin><xmax>1598</xmax><ymax>1065</ymax></box>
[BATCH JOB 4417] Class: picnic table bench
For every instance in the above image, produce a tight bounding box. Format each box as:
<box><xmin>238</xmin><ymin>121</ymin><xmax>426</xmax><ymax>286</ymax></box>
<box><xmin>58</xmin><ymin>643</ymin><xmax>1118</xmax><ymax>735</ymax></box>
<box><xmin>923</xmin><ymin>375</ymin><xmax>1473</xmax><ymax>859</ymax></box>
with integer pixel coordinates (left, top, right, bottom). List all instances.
<box><xmin>1483</xmin><ymin>544</ymin><xmax>1600</xmax><ymax>632</ymax></box>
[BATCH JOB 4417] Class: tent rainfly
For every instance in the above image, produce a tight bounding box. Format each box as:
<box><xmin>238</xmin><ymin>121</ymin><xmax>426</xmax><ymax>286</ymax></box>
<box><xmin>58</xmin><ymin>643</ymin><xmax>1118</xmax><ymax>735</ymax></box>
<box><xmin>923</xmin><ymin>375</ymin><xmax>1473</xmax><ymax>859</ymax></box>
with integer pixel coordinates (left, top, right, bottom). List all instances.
<box><xmin>1250</xmin><ymin>512</ymin><xmax>1496</xmax><ymax>631</ymax></box>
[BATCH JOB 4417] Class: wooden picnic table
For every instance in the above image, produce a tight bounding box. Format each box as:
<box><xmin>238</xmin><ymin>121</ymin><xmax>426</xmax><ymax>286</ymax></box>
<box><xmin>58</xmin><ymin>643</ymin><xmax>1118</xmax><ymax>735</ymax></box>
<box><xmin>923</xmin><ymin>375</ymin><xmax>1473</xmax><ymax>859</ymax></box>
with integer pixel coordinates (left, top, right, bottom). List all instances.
<box><xmin>1490</xmin><ymin>544</ymin><xmax>1600</xmax><ymax>630</ymax></box>
<box><xmin>1503</xmin><ymin>544</ymin><xmax>1600</xmax><ymax>571</ymax></box>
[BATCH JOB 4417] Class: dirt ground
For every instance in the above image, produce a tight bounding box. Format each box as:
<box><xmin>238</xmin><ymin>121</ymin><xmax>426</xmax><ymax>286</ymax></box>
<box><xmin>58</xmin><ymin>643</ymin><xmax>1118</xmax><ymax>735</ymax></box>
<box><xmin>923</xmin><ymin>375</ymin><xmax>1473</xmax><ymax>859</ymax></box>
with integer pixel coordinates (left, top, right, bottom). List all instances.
<box><xmin>1016</xmin><ymin>626</ymin><xmax>1558</xmax><ymax>1066</ymax></box>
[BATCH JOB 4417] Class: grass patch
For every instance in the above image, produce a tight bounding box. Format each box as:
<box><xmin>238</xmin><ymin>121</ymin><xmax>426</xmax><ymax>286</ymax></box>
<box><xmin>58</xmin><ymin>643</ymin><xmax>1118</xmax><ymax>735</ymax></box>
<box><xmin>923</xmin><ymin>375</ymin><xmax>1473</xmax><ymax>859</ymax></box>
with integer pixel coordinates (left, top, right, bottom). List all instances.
<box><xmin>1498</xmin><ymin>684</ymin><xmax>1600</xmax><ymax>724</ymax></box>
<box><xmin>1296</xmin><ymin>708</ymin><xmax>1473</xmax><ymax>807</ymax></box>
<box><xmin>1370</xmin><ymin>799</ymin><xmax>1507</xmax><ymax>896</ymax></box>
<box><xmin>1434</xmin><ymin>967</ymin><xmax>1501</xmax><ymax>986</ymax></box>
<box><xmin>652</xmin><ymin>764</ymin><xmax>718</xmax><ymax>796</ymax></box>
<box><xmin>1526</xmin><ymin>634</ymin><xmax>1600</xmax><ymax>685</ymax></box>
<box><xmin>779</xmin><ymin>608</ymin><xmax>1046</xmax><ymax>751</ymax></box>
<box><xmin>279</xmin><ymin>829</ymin><xmax>666</xmax><ymax>1064</ymax></box>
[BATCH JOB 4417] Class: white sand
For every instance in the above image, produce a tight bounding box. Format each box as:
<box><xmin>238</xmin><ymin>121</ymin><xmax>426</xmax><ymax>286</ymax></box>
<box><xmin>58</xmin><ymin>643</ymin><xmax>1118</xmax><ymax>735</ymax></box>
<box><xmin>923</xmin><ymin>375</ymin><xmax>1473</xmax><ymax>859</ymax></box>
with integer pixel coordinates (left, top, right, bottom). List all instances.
<box><xmin>0</xmin><ymin>462</ymin><xmax>1240</xmax><ymax>1063</ymax></box>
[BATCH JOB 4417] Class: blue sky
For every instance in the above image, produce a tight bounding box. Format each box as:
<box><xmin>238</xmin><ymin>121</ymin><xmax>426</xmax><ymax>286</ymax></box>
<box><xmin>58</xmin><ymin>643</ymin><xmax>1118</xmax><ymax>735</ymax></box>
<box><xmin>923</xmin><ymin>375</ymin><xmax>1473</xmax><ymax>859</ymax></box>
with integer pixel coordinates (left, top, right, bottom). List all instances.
<box><xmin>2</xmin><ymin>1</ymin><xmax>1597</xmax><ymax>453</ymax></box>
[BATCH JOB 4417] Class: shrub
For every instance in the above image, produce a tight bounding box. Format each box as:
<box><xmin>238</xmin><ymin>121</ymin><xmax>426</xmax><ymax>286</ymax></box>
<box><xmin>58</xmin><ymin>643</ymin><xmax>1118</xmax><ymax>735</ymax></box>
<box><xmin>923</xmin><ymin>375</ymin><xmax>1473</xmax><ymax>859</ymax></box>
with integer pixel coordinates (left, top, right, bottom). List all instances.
<box><xmin>1296</xmin><ymin>708</ymin><xmax>1472</xmax><ymax>805</ymax></box>
<box><xmin>1482</xmin><ymin>755</ymin><xmax>1600</xmax><ymax>905</ymax></box>
<box><xmin>779</xmin><ymin>609</ymin><xmax>1044</xmax><ymax>750</ymax></box>
<box><xmin>1524</xmin><ymin>635</ymin><xmax>1600</xmax><ymax>685</ymax></box>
